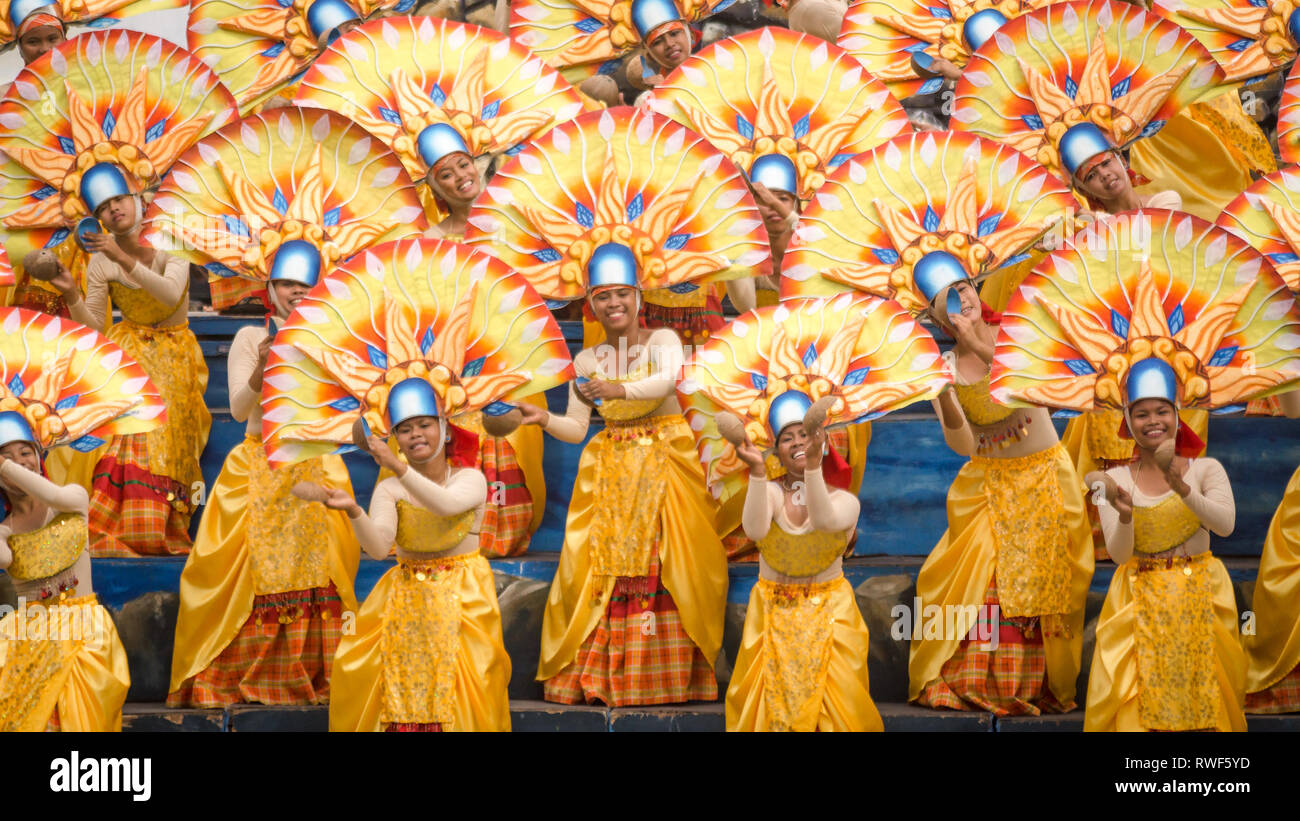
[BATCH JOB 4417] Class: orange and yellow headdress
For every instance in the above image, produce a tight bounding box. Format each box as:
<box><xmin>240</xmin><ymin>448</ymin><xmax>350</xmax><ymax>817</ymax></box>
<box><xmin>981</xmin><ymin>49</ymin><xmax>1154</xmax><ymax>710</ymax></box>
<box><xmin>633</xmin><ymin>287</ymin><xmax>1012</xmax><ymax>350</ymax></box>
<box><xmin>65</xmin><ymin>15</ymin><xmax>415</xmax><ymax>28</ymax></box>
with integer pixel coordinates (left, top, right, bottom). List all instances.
<box><xmin>465</xmin><ymin>106</ymin><xmax>771</xmax><ymax>304</ymax></box>
<box><xmin>0</xmin><ymin>32</ymin><xmax>237</xmax><ymax>269</ymax></box>
<box><xmin>186</xmin><ymin>0</ymin><xmax>414</xmax><ymax>115</ymax></box>
<box><xmin>949</xmin><ymin>0</ymin><xmax>1227</xmax><ymax>182</ymax></box>
<box><xmin>259</xmin><ymin>237</ymin><xmax>575</xmax><ymax>468</ymax></box>
<box><xmin>650</xmin><ymin>27</ymin><xmax>911</xmax><ymax>204</ymax></box>
<box><xmin>837</xmin><ymin>0</ymin><xmax>1050</xmax><ymax>100</ymax></box>
<box><xmin>0</xmin><ymin>0</ymin><xmax>184</xmax><ymax>51</ymax></box>
<box><xmin>1153</xmin><ymin>0</ymin><xmax>1300</xmax><ymax>83</ymax></box>
<box><xmin>1218</xmin><ymin>165</ymin><xmax>1300</xmax><ymax>296</ymax></box>
<box><xmin>991</xmin><ymin>209</ymin><xmax>1300</xmax><ymax>415</ymax></box>
<box><xmin>0</xmin><ymin>307</ymin><xmax>164</xmax><ymax>453</ymax></box>
<box><xmin>141</xmin><ymin>107</ymin><xmax>427</xmax><ymax>310</ymax></box>
<box><xmin>510</xmin><ymin>0</ymin><xmax>729</xmax><ymax>84</ymax></box>
<box><xmin>678</xmin><ymin>293</ymin><xmax>950</xmax><ymax>499</ymax></box>
<box><xmin>1275</xmin><ymin>58</ymin><xmax>1300</xmax><ymax>164</ymax></box>
<box><xmin>293</xmin><ymin>17</ymin><xmax>585</xmax><ymax>221</ymax></box>
<box><xmin>781</xmin><ymin>130</ymin><xmax>1078</xmax><ymax>312</ymax></box>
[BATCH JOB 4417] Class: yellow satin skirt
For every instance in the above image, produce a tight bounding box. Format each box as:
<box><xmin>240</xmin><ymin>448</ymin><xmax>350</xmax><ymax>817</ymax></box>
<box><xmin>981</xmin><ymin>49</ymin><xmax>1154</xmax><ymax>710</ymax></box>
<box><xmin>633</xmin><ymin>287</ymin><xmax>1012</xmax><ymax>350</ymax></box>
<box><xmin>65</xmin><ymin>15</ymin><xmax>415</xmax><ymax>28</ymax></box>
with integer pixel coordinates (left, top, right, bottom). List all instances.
<box><xmin>908</xmin><ymin>445</ymin><xmax>1094</xmax><ymax>709</ymax></box>
<box><xmin>1130</xmin><ymin>94</ymin><xmax>1275</xmax><ymax>222</ymax></box>
<box><xmin>1084</xmin><ymin>554</ymin><xmax>1246</xmax><ymax>732</ymax></box>
<box><xmin>727</xmin><ymin>575</ymin><xmax>883</xmax><ymax>732</ymax></box>
<box><xmin>537</xmin><ymin>415</ymin><xmax>728</xmax><ymax>682</ymax></box>
<box><xmin>1244</xmin><ymin>463</ymin><xmax>1300</xmax><ymax>705</ymax></box>
<box><xmin>169</xmin><ymin>438</ymin><xmax>361</xmax><ymax>694</ymax></box>
<box><xmin>329</xmin><ymin>552</ymin><xmax>512</xmax><ymax>732</ymax></box>
<box><xmin>0</xmin><ymin>594</ymin><xmax>130</xmax><ymax>732</ymax></box>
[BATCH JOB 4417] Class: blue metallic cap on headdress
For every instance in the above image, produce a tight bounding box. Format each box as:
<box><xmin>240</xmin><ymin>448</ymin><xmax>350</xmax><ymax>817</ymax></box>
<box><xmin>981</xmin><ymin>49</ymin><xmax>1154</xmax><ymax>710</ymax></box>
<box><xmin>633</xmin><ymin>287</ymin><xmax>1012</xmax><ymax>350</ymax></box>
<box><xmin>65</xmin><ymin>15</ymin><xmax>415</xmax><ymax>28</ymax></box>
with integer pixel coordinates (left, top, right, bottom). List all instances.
<box><xmin>1289</xmin><ymin>9</ymin><xmax>1300</xmax><ymax>48</ymax></box>
<box><xmin>1059</xmin><ymin>122</ymin><xmax>1116</xmax><ymax>178</ymax></box>
<box><xmin>962</xmin><ymin>9</ymin><xmax>1007</xmax><ymax>52</ymax></box>
<box><xmin>10</xmin><ymin>0</ymin><xmax>59</xmax><ymax>27</ymax></box>
<box><xmin>306</xmin><ymin>0</ymin><xmax>360</xmax><ymax>44</ymax></box>
<box><xmin>586</xmin><ymin>242</ymin><xmax>640</xmax><ymax>291</ymax></box>
<box><xmin>631</xmin><ymin>0</ymin><xmax>684</xmax><ymax>40</ymax></box>
<box><xmin>0</xmin><ymin>411</ymin><xmax>37</xmax><ymax>450</ymax></box>
<box><xmin>416</xmin><ymin>122</ymin><xmax>472</xmax><ymax>172</ymax></box>
<box><xmin>387</xmin><ymin>377</ymin><xmax>441</xmax><ymax>429</ymax></box>
<box><xmin>768</xmin><ymin>390</ymin><xmax>813</xmax><ymax>439</ymax></box>
<box><xmin>749</xmin><ymin>154</ymin><xmax>799</xmax><ymax>197</ymax></box>
<box><xmin>1125</xmin><ymin>358</ymin><xmax>1180</xmax><ymax>408</ymax></box>
<box><xmin>269</xmin><ymin>239</ymin><xmax>322</xmax><ymax>288</ymax></box>
<box><xmin>913</xmin><ymin>250</ymin><xmax>971</xmax><ymax>304</ymax></box>
<box><xmin>80</xmin><ymin>163</ymin><xmax>134</xmax><ymax>215</ymax></box>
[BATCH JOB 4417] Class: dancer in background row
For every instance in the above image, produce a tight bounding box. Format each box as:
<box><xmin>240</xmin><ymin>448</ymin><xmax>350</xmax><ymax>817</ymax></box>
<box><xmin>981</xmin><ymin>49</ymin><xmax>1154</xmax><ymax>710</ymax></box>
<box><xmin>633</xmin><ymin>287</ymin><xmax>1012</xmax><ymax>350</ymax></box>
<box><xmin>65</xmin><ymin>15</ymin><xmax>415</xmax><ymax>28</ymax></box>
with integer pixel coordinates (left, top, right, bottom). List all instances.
<box><xmin>167</xmin><ymin>246</ymin><xmax>360</xmax><ymax>710</ymax></box>
<box><xmin>681</xmin><ymin>294</ymin><xmax>948</xmax><ymax>730</ymax></box>
<box><xmin>257</xmin><ymin>237</ymin><xmax>572</xmax><ymax>731</ymax></box>
<box><xmin>990</xmin><ymin>210</ymin><xmax>1300</xmax><ymax>731</ymax></box>
<box><xmin>0</xmin><ymin>307</ymin><xmax>167</xmax><ymax>731</ymax></box>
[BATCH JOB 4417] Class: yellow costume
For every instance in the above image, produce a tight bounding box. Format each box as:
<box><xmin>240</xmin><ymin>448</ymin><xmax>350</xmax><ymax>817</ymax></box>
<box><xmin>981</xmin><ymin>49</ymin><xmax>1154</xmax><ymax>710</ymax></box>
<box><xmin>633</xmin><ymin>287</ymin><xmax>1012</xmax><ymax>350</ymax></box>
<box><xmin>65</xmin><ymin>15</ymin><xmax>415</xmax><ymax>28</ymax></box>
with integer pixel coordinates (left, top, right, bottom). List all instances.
<box><xmin>1244</xmin><ymin>461</ymin><xmax>1300</xmax><ymax>713</ymax></box>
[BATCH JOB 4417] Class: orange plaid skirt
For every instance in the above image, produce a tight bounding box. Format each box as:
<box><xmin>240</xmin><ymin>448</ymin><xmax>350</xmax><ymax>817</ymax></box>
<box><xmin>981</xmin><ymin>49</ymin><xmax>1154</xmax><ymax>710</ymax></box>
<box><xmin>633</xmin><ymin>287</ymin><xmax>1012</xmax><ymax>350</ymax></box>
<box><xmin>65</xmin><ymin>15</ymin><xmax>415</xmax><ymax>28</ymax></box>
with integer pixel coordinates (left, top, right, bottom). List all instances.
<box><xmin>916</xmin><ymin>576</ymin><xmax>1069</xmax><ymax>716</ymax></box>
<box><xmin>477</xmin><ymin>433</ymin><xmax>534</xmax><ymax>558</ymax></box>
<box><xmin>1245</xmin><ymin>662</ymin><xmax>1300</xmax><ymax>714</ymax></box>
<box><xmin>167</xmin><ymin>584</ymin><xmax>344</xmax><ymax>708</ymax></box>
<box><xmin>543</xmin><ymin>547</ymin><xmax>717</xmax><ymax>707</ymax></box>
<box><xmin>89</xmin><ymin>433</ymin><xmax>194</xmax><ymax>557</ymax></box>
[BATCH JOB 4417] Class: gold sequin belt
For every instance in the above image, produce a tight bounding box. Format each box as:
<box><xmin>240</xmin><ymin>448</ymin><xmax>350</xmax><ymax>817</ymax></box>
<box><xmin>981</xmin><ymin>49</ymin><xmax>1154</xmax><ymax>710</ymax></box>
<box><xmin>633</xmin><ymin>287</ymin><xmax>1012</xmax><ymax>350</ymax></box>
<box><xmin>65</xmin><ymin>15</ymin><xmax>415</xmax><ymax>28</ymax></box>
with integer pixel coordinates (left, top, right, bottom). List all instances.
<box><xmin>12</xmin><ymin>564</ymin><xmax>82</xmax><ymax>603</ymax></box>
<box><xmin>118</xmin><ymin>317</ymin><xmax>190</xmax><ymax>337</ymax></box>
<box><xmin>970</xmin><ymin>441</ymin><xmax>1060</xmax><ymax>469</ymax></box>
<box><xmin>1134</xmin><ymin>550</ymin><xmax>1213</xmax><ymax>575</ymax></box>
<box><xmin>972</xmin><ymin>411</ymin><xmax>1036</xmax><ymax>456</ymax></box>
<box><xmin>758</xmin><ymin>575</ymin><xmax>842</xmax><ymax>605</ymax></box>
<box><xmin>397</xmin><ymin>552</ymin><xmax>479</xmax><ymax>583</ymax></box>
<box><xmin>601</xmin><ymin>413</ymin><xmax>684</xmax><ymax>442</ymax></box>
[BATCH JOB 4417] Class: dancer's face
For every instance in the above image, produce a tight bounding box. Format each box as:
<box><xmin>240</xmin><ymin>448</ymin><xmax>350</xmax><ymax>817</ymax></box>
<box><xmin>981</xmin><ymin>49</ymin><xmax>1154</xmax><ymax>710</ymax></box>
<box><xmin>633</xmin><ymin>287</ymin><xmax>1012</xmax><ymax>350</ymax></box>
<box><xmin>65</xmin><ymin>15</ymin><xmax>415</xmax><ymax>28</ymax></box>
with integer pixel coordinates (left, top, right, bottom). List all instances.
<box><xmin>0</xmin><ymin>441</ymin><xmax>41</xmax><ymax>491</ymax></box>
<box><xmin>1129</xmin><ymin>398</ymin><xmax>1177</xmax><ymax>449</ymax></box>
<box><xmin>1074</xmin><ymin>151</ymin><xmax>1133</xmax><ymax>205</ymax></box>
<box><xmin>96</xmin><ymin>194</ymin><xmax>138</xmax><ymax>234</ymax></box>
<box><xmin>590</xmin><ymin>286</ymin><xmax>639</xmax><ymax>335</ymax></box>
<box><xmin>647</xmin><ymin>26</ymin><xmax>690</xmax><ymax>72</ymax></box>
<box><xmin>775</xmin><ymin>424</ymin><xmax>810</xmax><ymax>476</ymax></box>
<box><xmin>427</xmin><ymin>154</ymin><xmax>481</xmax><ymax>209</ymax></box>
<box><xmin>270</xmin><ymin>280</ymin><xmax>310</xmax><ymax>318</ymax></box>
<box><xmin>393</xmin><ymin>415</ymin><xmax>442</xmax><ymax>464</ymax></box>
<box><xmin>18</xmin><ymin>24</ymin><xmax>63</xmax><ymax>64</ymax></box>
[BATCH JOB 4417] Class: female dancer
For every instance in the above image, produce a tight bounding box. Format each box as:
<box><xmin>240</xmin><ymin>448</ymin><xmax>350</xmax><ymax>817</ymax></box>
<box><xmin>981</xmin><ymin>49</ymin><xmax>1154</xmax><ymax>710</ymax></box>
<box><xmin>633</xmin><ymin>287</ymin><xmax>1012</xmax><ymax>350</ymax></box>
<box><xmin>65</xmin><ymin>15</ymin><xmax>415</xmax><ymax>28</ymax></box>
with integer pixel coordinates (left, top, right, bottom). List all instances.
<box><xmin>0</xmin><ymin>307</ymin><xmax>166</xmax><ymax>730</ymax></box>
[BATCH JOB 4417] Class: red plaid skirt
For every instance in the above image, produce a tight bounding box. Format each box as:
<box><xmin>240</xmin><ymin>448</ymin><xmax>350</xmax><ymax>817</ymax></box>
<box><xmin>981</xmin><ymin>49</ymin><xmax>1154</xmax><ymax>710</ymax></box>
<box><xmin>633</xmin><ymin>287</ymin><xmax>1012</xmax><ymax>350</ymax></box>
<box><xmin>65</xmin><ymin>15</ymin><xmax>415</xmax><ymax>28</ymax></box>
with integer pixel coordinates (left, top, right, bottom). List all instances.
<box><xmin>916</xmin><ymin>576</ymin><xmax>1069</xmax><ymax>716</ymax></box>
<box><xmin>477</xmin><ymin>434</ymin><xmax>534</xmax><ymax>558</ymax></box>
<box><xmin>544</xmin><ymin>550</ymin><xmax>716</xmax><ymax>707</ymax></box>
<box><xmin>167</xmin><ymin>584</ymin><xmax>344</xmax><ymax>707</ymax></box>
<box><xmin>89</xmin><ymin>434</ymin><xmax>194</xmax><ymax>557</ymax></box>
<box><xmin>1246</xmin><ymin>662</ymin><xmax>1300</xmax><ymax>714</ymax></box>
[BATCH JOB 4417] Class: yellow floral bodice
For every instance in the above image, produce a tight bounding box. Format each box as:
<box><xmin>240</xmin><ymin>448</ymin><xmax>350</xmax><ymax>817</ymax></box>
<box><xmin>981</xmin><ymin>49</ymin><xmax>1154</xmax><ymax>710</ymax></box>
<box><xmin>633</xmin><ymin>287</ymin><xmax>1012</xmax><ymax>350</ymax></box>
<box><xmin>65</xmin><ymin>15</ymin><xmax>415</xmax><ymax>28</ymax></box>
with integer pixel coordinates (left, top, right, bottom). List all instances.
<box><xmin>395</xmin><ymin>500</ymin><xmax>475</xmax><ymax>554</ymax></box>
<box><xmin>597</xmin><ymin>362</ymin><xmax>663</xmax><ymax>422</ymax></box>
<box><xmin>1133</xmin><ymin>493</ymin><xmax>1202</xmax><ymax>555</ymax></box>
<box><xmin>756</xmin><ymin>521</ymin><xmax>847</xmax><ymax>578</ymax></box>
<box><xmin>108</xmin><ymin>279</ymin><xmax>187</xmax><ymax>326</ymax></box>
<box><xmin>953</xmin><ymin>374</ymin><xmax>1016</xmax><ymax>426</ymax></box>
<box><xmin>6</xmin><ymin>513</ymin><xmax>86</xmax><ymax>581</ymax></box>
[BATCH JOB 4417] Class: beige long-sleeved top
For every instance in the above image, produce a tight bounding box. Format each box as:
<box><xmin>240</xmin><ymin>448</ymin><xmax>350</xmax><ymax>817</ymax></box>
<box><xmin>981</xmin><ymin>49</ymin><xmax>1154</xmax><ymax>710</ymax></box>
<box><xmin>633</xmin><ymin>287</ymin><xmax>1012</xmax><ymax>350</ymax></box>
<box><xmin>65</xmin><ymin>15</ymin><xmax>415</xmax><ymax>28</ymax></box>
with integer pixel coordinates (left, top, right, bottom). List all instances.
<box><xmin>348</xmin><ymin>467</ymin><xmax>488</xmax><ymax>561</ymax></box>
<box><xmin>69</xmin><ymin>250</ymin><xmax>189</xmax><ymax>331</ymax></box>
<box><xmin>1098</xmin><ymin>457</ymin><xmax>1235</xmax><ymax>565</ymax></box>
<box><xmin>542</xmin><ymin>327</ymin><xmax>684</xmax><ymax>444</ymax></box>
<box><xmin>0</xmin><ymin>459</ymin><xmax>92</xmax><ymax>597</ymax></box>
<box><xmin>742</xmin><ymin>465</ymin><xmax>860</xmax><ymax>583</ymax></box>
<box><xmin>229</xmin><ymin>325</ymin><xmax>270</xmax><ymax>438</ymax></box>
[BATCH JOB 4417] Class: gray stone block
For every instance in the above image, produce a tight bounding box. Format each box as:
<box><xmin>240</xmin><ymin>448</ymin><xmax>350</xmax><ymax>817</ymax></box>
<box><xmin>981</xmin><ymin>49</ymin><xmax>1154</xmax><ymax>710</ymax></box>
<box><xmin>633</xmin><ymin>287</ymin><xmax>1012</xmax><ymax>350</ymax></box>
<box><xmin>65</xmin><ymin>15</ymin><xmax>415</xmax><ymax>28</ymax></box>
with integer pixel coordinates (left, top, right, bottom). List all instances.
<box><xmin>496</xmin><ymin>576</ymin><xmax>551</xmax><ymax>701</ymax></box>
<box><xmin>609</xmin><ymin>702</ymin><xmax>725</xmax><ymax>732</ymax></box>
<box><xmin>854</xmin><ymin>573</ymin><xmax>914</xmax><ymax>703</ymax></box>
<box><xmin>226</xmin><ymin>703</ymin><xmax>329</xmax><ymax>732</ymax></box>
<box><xmin>113</xmin><ymin>591</ymin><xmax>180</xmax><ymax>702</ymax></box>
<box><xmin>122</xmin><ymin>704</ymin><xmax>223</xmax><ymax>732</ymax></box>
<box><xmin>0</xmin><ymin>571</ymin><xmax>14</xmax><ymax>612</ymax></box>
<box><xmin>510</xmin><ymin>699</ymin><xmax>608</xmax><ymax>732</ymax></box>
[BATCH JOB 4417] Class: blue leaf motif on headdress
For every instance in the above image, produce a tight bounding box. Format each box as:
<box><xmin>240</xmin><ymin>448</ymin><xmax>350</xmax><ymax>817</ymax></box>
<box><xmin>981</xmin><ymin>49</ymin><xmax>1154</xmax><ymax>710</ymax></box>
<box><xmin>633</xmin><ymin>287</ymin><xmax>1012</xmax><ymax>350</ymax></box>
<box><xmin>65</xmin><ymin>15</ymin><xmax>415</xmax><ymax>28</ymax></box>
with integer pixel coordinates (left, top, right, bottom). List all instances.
<box><xmin>329</xmin><ymin>396</ymin><xmax>360</xmax><ymax>412</ymax></box>
<box><xmin>1226</xmin><ymin>38</ymin><xmax>1253</xmax><ymax>52</ymax></box>
<box><xmin>86</xmin><ymin>16</ymin><xmax>119</xmax><ymax>27</ymax></box>
<box><xmin>484</xmin><ymin>401</ymin><xmax>515</xmax><ymax>416</ymax></box>
<box><xmin>223</xmin><ymin>215</ymin><xmax>250</xmax><ymax>238</ymax></box>
<box><xmin>1110</xmin><ymin>77</ymin><xmax>1130</xmax><ymax>100</ymax></box>
<box><xmin>977</xmin><ymin>213</ymin><xmax>1001</xmax><ymax>237</ymax></box>
<box><xmin>101</xmin><ymin>111</ymin><xmax>116</xmax><ymax>137</ymax></box>
<box><xmin>574</xmin><ymin>17</ymin><xmax>603</xmax><ymax>32</ymax></box>
<box><xmin>843</xmin><ymin>367</ymin><xmax>870</xmax><ymax>386</ymax></box>
<box><xmin>927</xmin><ymin>6</ymin><xmax>951</xmax><ymax>18</ymax></box>
<box><xmin>598</xmin><ymin>59</ymin><xmax>620</xmax><ymax>75</ymax></box>
<box><xmin>802</xmin><ymin>343</ymin><xmax>818</xmax><ymax>369</ymax></box>
<box><xmin>1110</xmin><ymin>309</ymin><xmax>1129</xmax><ymax>338</ymax></box>
<box><xmin>792</xmin><ymin>114</ymin><xmax>810</xmax><ymax>140</ymax></box>
<box><xmin>394</xmin><ymin>0</ymin><xmax>416</xmax><ymax>11</ymax></box>
<box><xmin>576</xmin><ymin>202</ymin><xmax>594</xmax><ymax>229</ymax></box>
<box><xmin>1139</xmin><ymin>120</ymin><xmax>1166</xmax><ymax>139</ymax></box>
<box><xmin>1065</xmin><ymin>359</ymin><xmax>1094</xmax><ymax>375</ymax></box>
<box><xmin>7</xmin><ymin>375</ymin><xmax>24</xmax><ymax>396</ymax></box>
<box><xmin>323</xmin><ymin>207</ymin><xmax>340</xmax><ymax>227</ymax></box>
<box><xmin>70</xmin><ymin>435</ymin><xmax>105</xmax><ymax>452</ymax></box>
<box><xmin>30</xmin><ymin>185</ymin><xmax>56</xmax><ymax>201</ymax></box>
<box><xmin>1052</xmin><ymin>409</ymin><xmax>1082</xmax><ymax>419</ymax></box>
<box><xmin>1020</xmin><ymin>114</ymin><xmax>1043</xmax><ymax>130</ymax></box>
<box><xmin>736</xmin><ymin>114</ymin><xmax>754</xmax><ymax>141</ymax></box>
<box><xmin>55</xmin><ymin>395</ymin><xmax>79</xmax><ymax>411</ymax></box>
<box><xmin>504</xmin><ymin>143</ymin><xmax>524</xmax><ymax>156</ymax></box>
<box><xmin>904</xmin><ymin>42</ymin><xmax>928</xmax><ymax>53</ymax></box>
<box><xmin>378</xmin><ymin>106</ymin><xmax>402</xmax><ymax>126</ymax></box>
<box><xmin>1270</xmin><ymin>252</ymin><xmax>1299</xmax><ymax>264</ymax></box>
<box><xmin>481</xmin><ymin>100</ymin><xmax>500</xmax><ymax>120</ymax></box>
<box><xmin>664</xmin><ymin>233</ymin><xmax>691</xmax><ymax>250</ymax></box>
<box><xmin>828</xmin><ymin>153</ymin><xmax>854</xmax><ymax>167</ymax></box>
<box><xmin>1167</xmin><ymin>303</ymin><xmax>1184</xmax><ymax>335</ymax></box>
<box><xmin>667</xmin><ymin>282</ymin><xmax>699</xmax><ymax>294</ymax></box>
<box><xmin>58</xmin><ymin>136</ymin><xmax>76</xmax><ymax>155</ymax></box>
<box><xmin>367</xmin><ymin>345</ymin><xmax>388</xmax><ymax>369</ymax></box>
<box><xmin>532</xmin><ymin>248</ymin><xmax>561</xmax><ymax>263</ymax></box>
<box><xmin>45</xmin><ymin>229</ymin><xmax>69</xmax><ymax>248</ymax></box>
<box><xmin>1211</xmin><ymin>404</ymin><xmax>1246</xmax><ymax>415</ymax></box>
<box><xmin>923</xmin><ymin>206</ymin><xmax>940</xmax><ymax>233</ymax></box>
<box><xmin>919</xmin><ymin>78</ymin><xmax>943</xmax><ymax>95</ymax></box>
<box><xmin>205</xmin><ymin>261</ymin><xmax>239</xmax><ymax>278</ymax></box>
<box><xmin>145</xmin><ymin>120</ymin><xmax>167</xmax><ymax>143</ymax></box>
<box><xmin>626</xmin><ymin>193</ymin><xmax>643</xmax><ymax>222</ymax></box>
<box><xmin>273</xmin><ymin>188</ymin><xmax>288</xmax><ymax>215</ymax></box>
<box><xmin>430</xmin><ymin>85</ymin><xmax>446</xmax><ymax>106</ymax></box>
<box><xmin>462</xmin><ymin>356</ymin><xmax>486</xmax><ymax>377</ymax></box>
<box><xmin>1208</xmin><ymin>346</ymin><xmax>1237</xmax><ymax>367</ymax></box>
<box><xmin>871</xmin><ymin>247</ymin><xmax>899</xmax><ymax>264</ymax></box>
<box><xmin>420</xmin><ymin>326</ymin><xmax>435</xmax><ymax>355</ymax></box>
<box><xmin>262</xmin><ymin>42</ymin><xmax>285</xmax><ymax>58</ymax></box>
<box><xmin>750</xmin><ymin>372</ymin><xmax>767</xmax><ymax>391</ymax></box>
<box><xmin>1064</xmin><ymin>77</ymin><xmax>1078</xmax><ymax>99</ymax></box>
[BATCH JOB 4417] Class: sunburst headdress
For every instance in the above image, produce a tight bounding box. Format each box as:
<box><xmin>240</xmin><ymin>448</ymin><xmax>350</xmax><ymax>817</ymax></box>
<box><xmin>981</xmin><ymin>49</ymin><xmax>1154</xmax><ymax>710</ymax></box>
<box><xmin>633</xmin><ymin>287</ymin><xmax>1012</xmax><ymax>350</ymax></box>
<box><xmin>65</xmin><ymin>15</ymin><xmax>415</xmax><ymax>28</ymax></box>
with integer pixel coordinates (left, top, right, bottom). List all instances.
<box><xmin>0</xmin><ymin>0</ymin><xmax>186</xmax><ymax>50</ymax></box>
<box><xmin>1153</xmin><ymin>0</ymin><xmax>1300</xmax><ymax>83</ymax></box>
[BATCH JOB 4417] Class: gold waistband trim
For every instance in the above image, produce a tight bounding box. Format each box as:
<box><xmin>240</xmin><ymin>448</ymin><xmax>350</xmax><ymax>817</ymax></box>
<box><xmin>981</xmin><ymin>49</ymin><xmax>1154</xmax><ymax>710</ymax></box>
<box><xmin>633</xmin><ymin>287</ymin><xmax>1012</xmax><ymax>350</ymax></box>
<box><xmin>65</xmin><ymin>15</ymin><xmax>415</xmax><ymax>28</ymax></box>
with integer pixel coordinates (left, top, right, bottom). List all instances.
<box><xmin>603</xmin><ymin>412</ymin><xmax>683</xmax><ymax>429</ymax></box>
<box><xmin>757</xmin><ymin>575</ymin><xmax>843</xmax><ymax>601</ymax></box>
<box><xmin>396</xmin><ymin>552</ymin><xmax>480</xmax><ymax>581</ymax></box>
<box><xmin>1133</xmin><ymin>551</ymin><xmax>1214</xmax><ymax>574</ymax></box>
<box><xmin>970</xmin><ymin>442</ymin><xmax>1061</xmax><ymax>469</ymax></box>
